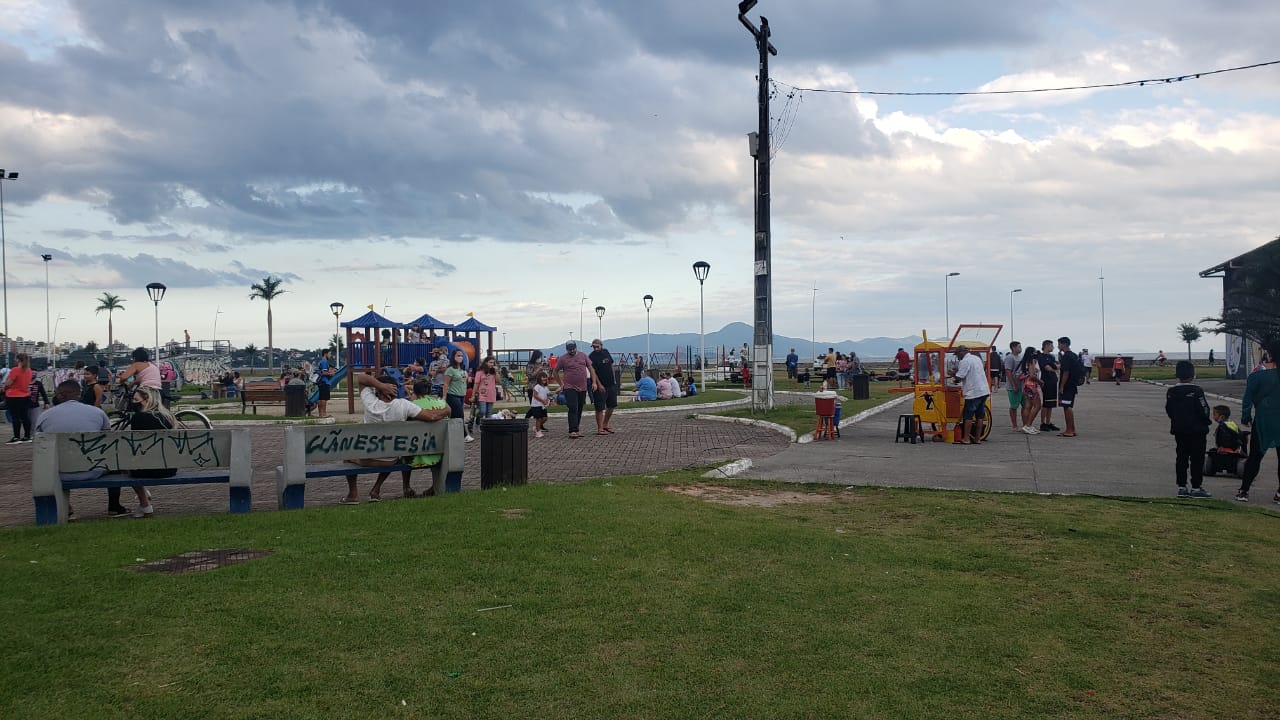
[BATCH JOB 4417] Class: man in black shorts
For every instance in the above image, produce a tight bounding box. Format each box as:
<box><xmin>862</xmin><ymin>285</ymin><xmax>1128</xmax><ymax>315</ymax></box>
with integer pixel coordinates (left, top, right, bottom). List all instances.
<box><xmin>1056</xmin><ymin>336</ymin><xmax>1081</xmax><ymax>437</ymax></box>
<box><xmin>1039</xmin><ymin>339</ymin><xmax>1060</xmax><ymax>432</ymax></box>
<box><xmin>589</xmin><ymin>339</ymin><xmax>619</xmax><ymax>435</ymax></box>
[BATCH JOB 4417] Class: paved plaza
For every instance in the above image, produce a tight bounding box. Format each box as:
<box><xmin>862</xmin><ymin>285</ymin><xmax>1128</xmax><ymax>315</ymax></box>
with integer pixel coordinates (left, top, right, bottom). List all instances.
<box><xmin>0</xmin><ymin>377</ymin><xmax>1269</xmax><ymax>527</ymax></box>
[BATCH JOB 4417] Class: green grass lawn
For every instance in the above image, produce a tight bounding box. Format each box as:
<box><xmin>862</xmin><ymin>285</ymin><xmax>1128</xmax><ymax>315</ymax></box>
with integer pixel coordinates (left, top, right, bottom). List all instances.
<box><xmin>716</xmin><ymin>381</ymin><xmax>903</xmax><ymax>435</ymax></box>
<box><xmin>2</xmin><ymin>475</ymin><xmax>1276</xmax><ymax>719</ymax></box>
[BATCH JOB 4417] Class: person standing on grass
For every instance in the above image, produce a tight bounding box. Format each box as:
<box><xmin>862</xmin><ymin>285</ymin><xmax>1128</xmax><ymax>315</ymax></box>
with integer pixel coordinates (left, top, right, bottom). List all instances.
<box><xmin>1038</xmin><ymin>340</ymin><xmax>1060</xmax><ymax>432</ymax></box>
<box><xmin>950</xmin><ymin>345</ymin><xmax>990</xmax><ymax>445</ymax></box>
<box><xmin>553</xmin><ymin>340</ymin><xmax>599</xmax><ymax>439</ymax></box>
<box><xmin>589</xmin><ymin>339</ymin><xmax>618</xmax><ymax>435</ymax></box>
<box><xmin>1056</xmin><ymin>337</ymin><xmax>1083</xmax><ymax>437</ymax></box>
<box><xmin>785</xmin><ymin>348</ymin><xmax>799</xmax><ymax>380</ymax></box>
<box><xmin>1003</xmin><ymin>341</ymin><xmax>1024</xmax><ymax>431</ymax></box>
<box><xmin>1235</xmin><ymin>338</ymin><xmax>1280</xmax><ymax>503</ymax></box>
<box><xmin>1165</xmin><ymin>360</ymin><xmax>1212</xmax><ymax>498</ymax></box>
<box><xmin>895</xmin><ymin>347</ymin><xmax>911</xmax><ymax>376</ymax></box>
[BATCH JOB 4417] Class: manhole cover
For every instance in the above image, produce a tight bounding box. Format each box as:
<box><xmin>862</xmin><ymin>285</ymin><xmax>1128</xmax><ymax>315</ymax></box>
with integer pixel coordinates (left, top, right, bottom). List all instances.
<box><xmin>130</xmin><ymin>549</ymin><xmax>273</xmax><ymax>574</ymax></box>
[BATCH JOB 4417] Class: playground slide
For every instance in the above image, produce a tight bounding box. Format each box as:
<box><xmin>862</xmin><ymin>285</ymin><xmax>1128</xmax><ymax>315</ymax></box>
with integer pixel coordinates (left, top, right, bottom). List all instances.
<box><xmin>308</xmin><ymin>364</ymin><xmax>349</xmax><ymax>404</ymax></box>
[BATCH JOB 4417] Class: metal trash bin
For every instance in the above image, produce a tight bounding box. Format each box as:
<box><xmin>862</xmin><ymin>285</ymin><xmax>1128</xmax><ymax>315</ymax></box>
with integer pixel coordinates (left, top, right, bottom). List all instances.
<box><xmin>480</xmin><ymin>418</ymin><xmax>529</xmax><ymax>489</ymax></box>
<box><xmin>850</xmin><ymin>374</ymin><xmax>870</xmax><ymax>400</ymax></box>
<box><xmin>284</xmin><ymin>383</ymin><xmax>307</xmax><ymax>417</ymax></box>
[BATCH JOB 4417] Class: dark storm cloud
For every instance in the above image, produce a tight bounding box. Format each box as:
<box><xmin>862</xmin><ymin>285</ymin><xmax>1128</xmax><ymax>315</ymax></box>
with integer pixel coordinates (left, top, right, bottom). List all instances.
<box><xmin>0</xmin><ymin>0</ymin><xmax>1061</xmax><ymax>246</ymax></box>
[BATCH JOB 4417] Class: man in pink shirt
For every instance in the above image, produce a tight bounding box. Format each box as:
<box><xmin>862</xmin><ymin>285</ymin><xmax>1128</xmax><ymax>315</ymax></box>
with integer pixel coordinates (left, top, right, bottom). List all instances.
<box><xmin>552</xmin><ymin>340</ymin><xmax>600</xmax><ymax>439</ymax></box>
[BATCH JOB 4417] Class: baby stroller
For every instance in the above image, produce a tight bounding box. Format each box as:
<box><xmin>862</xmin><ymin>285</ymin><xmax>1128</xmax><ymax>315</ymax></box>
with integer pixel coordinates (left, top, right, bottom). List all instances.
<box><xmin>1204</xmin><ymin>426</ymin><xmax>1250</xmax><ymax>478</ymax></box>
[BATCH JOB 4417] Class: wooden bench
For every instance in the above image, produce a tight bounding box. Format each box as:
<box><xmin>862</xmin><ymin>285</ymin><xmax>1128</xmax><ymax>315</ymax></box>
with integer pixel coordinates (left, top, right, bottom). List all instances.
<box><xmin>241</xmin><ymin>381</ymin><xmax>286</xmax><ymax>414</ymax></box>
<box><xmin>31</xmin><ymin>428</ymin><xmax>253</xmax><ymax>525</ymax></box>
<box><xmin>274</xmin><ymin>419</ymin><xmax>465</xmax><ymax>509</ymax></box>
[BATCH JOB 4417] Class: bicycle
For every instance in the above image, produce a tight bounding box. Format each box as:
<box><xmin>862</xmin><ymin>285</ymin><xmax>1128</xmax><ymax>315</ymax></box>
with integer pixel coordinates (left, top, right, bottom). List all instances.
<box><xmin>107</xmin><ymin>385</ymin><xmax>213</xmax><ymax>430</ymax></box>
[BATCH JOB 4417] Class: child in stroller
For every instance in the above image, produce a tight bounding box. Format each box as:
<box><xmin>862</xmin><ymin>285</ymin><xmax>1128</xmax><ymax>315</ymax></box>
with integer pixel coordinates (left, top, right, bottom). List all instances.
<box><xmin>1204</xmin><ymin>405</ymin><xmax>1249</xmax><ymax>477</ymax></box>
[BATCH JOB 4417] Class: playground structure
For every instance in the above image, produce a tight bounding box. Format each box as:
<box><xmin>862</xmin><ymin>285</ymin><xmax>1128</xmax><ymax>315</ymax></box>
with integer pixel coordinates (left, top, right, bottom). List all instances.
<box><xmin>337</xmin><ymin>310</ymin><xmax>500</xmax><ymax>414</ymax></box>
<box><xmin>890</xmin><ymin>324</ymin><xmax>1002</xmax><ymax>444</ymax></box>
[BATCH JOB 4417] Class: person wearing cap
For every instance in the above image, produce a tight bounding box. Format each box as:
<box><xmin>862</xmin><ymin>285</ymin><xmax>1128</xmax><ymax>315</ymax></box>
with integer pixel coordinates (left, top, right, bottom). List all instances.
<box><xmin>950</xmin><ymin>345</ymin><xmax>991</xmax><ymax>445</ymax></box>
<box><xmin>553</xmin><ymin>340</ymin><xmax>600</xmax><ymax>439</ymax></box>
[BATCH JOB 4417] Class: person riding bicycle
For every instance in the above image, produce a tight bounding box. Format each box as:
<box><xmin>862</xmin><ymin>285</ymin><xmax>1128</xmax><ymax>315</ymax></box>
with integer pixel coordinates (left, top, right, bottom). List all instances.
<box><xmin>115</xmin><ymin>347</ymin><xmax>162</xmax><ymax>410</ymax></box>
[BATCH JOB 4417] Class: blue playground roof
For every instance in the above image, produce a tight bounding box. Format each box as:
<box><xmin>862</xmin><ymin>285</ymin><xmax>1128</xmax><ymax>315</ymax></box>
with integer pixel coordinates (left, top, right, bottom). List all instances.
<box><xmin>340</xmin><ymin>310</ymin><xmax>404</xmax><ymax>329</ymax></box>
<box><xmin>404</xmin><ymin>313</ymin><xmax>454</xmax><ymax>330</ymax></box>
<box><xmin>453</xmin><ymin>317</ymin><xmax>497</xmax><ymax>332</ymax></box>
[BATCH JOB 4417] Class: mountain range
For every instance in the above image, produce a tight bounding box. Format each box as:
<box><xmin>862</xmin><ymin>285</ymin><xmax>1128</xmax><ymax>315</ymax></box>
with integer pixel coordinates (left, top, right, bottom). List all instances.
<box><xmin>544</xmin><ymin>322</ymin><xmax>923</xmax><ymax>361</ymax></box>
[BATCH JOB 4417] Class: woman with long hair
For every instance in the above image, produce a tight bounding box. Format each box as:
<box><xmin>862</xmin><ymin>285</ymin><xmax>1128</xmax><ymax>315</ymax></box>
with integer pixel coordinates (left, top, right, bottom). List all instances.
<box><xmin>445</xmin><ymin>350</ymin><xmax>474</xmax><ymax>442</ymax></box>
<box><xmin>4</xmin><ymin>353</ymin><xmax>34</xmax><ymax>443</ymax></box>
<box><xmin>123</xmin><ymin>385</ymin><xmax>178</xmax><ymax>517</ymax></box>
<box><xmin>525</xmin><ymin>350</ymin><xmax>545</xmax><ymax>402</ymax></box>
<box><xmin>1017</xmin><ymin>347</ymin><xmax>1043</xmax><ymax>435</ymax></box>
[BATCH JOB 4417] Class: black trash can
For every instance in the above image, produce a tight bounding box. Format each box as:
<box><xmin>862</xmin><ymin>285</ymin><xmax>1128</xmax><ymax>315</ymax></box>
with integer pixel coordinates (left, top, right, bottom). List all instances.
<box><xmin>850</xmin><ymin>374</ymin><xmax>871</xmax><ymax>400</ymax></box>
<box><xmin>480</xmin><ymin>418</ymin><xmax>529</xmax><ymax>489</ymax></box>
<box><xmin>284</xmin><ymin>383</ymin><xmax>307</xmax><ymax>417</ymax></box>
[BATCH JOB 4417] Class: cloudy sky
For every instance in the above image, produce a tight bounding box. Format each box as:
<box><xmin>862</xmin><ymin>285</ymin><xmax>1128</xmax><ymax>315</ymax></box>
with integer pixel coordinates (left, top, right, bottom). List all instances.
<box><xmin>1</xmin><ymin>0</ymin><xmax>1277</xmax><ymax>357</ymax></box>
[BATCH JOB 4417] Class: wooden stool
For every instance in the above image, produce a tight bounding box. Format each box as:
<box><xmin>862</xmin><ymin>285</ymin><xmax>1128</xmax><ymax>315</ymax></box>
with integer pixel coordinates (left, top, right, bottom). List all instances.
<box><xmin>895</xmin><ymin>414</ymin><xmax>924</xmax><ymax>444</ymax></box>
<box><xmin>814</xmin><ymin>414</ymin><xmax>836</xmax><ymax>441</ymax></box>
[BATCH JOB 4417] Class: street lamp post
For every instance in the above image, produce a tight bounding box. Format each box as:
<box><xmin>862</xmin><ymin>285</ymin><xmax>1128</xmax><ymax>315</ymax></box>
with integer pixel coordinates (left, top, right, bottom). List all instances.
<box><xmin>0</xmin><ymin>169</ymin><xmax>18</xmax><ymax>368</ymax></box>
<box><xmin>643</xmin><ymin>294</ymin><xmax>654</xmax><ymax>368</ymax></box>
<box><xmin>579</xmin><ymin>292</ymin><xmax>588</xmax><ymax>342</ymax></box>
<box><xmin>693</xmin><ymin>261</ymin><xmax>710</xmax><ymax>391</ymax></box>
<box><xmin>1009</xmin><ymin>288</ymin><xmax>1022</xmax><ymax>341</ymax></box>
<box><xmin>594</xmin><ymin>305</ymin><xmax>605</xmax><ymax>341</ymax></box>
<box><xmin>146</xmin><ymin>283</ymin><xmax>167</xmax><ymax>364</ymax></box>
<box><xmin>41</xmin><ymin>253</ymin><xmax>52</xmax><ymax>366</ymax></box>
<box><xmin>330</xmin><ymin>302</ymin><xmax>344</xmax><ymax>357</ymax></box>
<box><xmin>944</xmin><ymin>272</ymin><xmax>960</xmax><ymax>340</ymax></box>
<box><xmin>810</xmin><ymin>283</ymin><xmax>817</xmax><ymax>364</ymax></box>
<box><xmin>213</xmin><ymin>307</ymin><xmax>224</xmax><ymax>356</ymax></box>
<box><xmin>1098</xmin><ymin>269</ymin><xmax>1106</xmax><ymax>356</ymax></box>
<box><xmin>52</xmin><ymin>315</ymin><xmax>66</xmax><ymax>365</ymax></box>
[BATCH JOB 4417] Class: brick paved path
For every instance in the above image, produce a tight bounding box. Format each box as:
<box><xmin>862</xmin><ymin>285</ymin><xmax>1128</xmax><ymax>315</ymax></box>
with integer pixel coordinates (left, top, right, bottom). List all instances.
<box><xmin>0</xmin><ymin>410</ymin><xmax>789</xmax><ymax>527</ymax></box>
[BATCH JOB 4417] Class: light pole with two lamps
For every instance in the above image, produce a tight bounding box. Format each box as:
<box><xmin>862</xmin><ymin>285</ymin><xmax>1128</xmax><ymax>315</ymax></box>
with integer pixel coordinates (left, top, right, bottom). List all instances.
<box><xmin>0</xmin><ymin>169</ymin><xmax>18</xmax><ymax>367</ymax></box>
<box><xmin>692</xmin><ymin>261</ymin><xmax>710</xmax><ymax>390</ymax></box>
<box><xmin>1009</xmin><ymin>288</ymin><xmax>1022</xmax><ymax>341</ymax></box>
<box><xmin>944</xmin><ymin>271</ymin><xmax>960</xmax><ymax>340</ymax></box>
<box><xmin>146</xmin><ymin>283</ymin><xmax>167</xmax><ymax>364</ymax></box>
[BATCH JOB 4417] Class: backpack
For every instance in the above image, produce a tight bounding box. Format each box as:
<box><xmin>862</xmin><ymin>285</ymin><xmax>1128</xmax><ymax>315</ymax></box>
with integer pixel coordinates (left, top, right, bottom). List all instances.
<box><xmin>1075</xmin><ymin>354</ymin><xmax>1088</xmax><ymax>386</ymax></box>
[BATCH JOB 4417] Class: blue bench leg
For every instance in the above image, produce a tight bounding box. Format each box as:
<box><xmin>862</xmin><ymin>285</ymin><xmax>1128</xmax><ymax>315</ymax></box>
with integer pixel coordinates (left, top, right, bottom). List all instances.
<box><xmin>34</xmin><ymin>495</ymin><xmax>58</xmax><ymax>526</ymax></box>
<box><xmin>445</xmin><ymin>472</ymin><xmax>463</xmax><ymax>494</ymax></box>
<box><xmin>229</xmin><ymin>487</ymin><xmax>252</xmax><ymax>514</ymax></box>
<box><xmin>282</xmin><ymin>483</ymin><xmax>306</xmax><ymax>510</ymax></box>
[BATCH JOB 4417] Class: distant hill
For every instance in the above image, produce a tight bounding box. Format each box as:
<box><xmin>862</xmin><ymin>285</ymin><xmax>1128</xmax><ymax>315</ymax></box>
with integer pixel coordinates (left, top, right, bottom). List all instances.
<box><xmin>544</xmin><ymin>322</ymin><xmax>922</xmax><ymax>361</ymax></box>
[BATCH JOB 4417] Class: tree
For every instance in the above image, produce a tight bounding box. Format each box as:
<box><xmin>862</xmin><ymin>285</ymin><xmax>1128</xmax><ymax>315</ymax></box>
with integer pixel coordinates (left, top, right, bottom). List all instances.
<box><xmin>94</xmin><ymin>292</ymin><xmax>126</xmax><ymax>354</ymax></box>
<box><xmin>1203</xmin><ymin>237</ymin><xmax>1280</xmax><ymax>345</ymax></box>
<box><xmin>84</xmin><ymin>340</ymin><xmax>99</xmax><ymax>354</ymax></box>
<box><xmin>243</xmin><ymin>343</ymin><xmax>258</xmax><ymax>373</ymax></box>
<box><xmin>248</xmin><ymin>276</ymin><xmax>287</xmax><ymax>372</ymax></box>
<box><xmin>1177</xmin><ymin>323</ymin><xmax>1202</xmax><ymax>361</ymax></box>
<box><xmin>331</xmin><ymin>333</ymin><xmax>344</xmax><ymax>356</ymax></box>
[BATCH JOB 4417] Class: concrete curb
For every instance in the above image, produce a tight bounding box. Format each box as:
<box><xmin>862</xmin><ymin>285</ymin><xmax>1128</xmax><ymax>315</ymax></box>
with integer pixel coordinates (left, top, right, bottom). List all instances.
<box><xmin>796</xmin><ymin>394</ymin><xmax>914</xmax><ymax>444</ymax></box>
<box><xmin>695</xmin><ymin>413</ymin><xmax>797</xmax><ymax>443</ymax></box>
<box><xmin>703</xmin><ymin>458</ymin><xmax>753</xmax><ymax>478</ymax></box>
<box><xmin>607</xmin><ymin>397</ymin><xmax>750</xmax><ymax>415</ymax></box>
<box><xmin>1137</xmin><ymin>378</ymin><xmax>1242</xmax><ymax>403</ymax></box>
<box><xmin>211</xmin><ymin>416</ymin><xmax>338</xmax><ymax>427</ymax></box>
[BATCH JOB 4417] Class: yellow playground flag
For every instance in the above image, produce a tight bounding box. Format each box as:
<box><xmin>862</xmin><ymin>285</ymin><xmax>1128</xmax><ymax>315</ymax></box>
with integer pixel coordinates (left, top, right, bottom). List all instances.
<box><xmin>466</xmin><ymin>312</ymin><xmax>474</xmax><ymax>317</ymax></box>
<box><xmin>367</xmin><ymin>304</ymin><xmax>375</xmax><ymax>311</ymax></box>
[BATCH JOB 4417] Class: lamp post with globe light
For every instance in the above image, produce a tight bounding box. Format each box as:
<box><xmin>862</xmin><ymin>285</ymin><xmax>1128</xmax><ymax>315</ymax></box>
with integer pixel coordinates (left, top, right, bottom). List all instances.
<box><xmin>146</xmin><ymin>283</ymin><xmax>167</xmax><ymax>365</ymax></box>
<box><xmin>594</xmin><ymin>305</ymin><xmax>605</xmax><ymax>341</ymax></box>
<box><xmin>692</xmin><ymin>261</ymin><xmax>710</xmax><ymax>391</ymax></box>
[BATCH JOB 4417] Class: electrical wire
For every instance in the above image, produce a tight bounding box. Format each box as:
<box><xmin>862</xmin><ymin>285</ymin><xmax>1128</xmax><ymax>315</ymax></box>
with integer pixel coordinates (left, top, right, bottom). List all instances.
<box><xmin>773</xmin><ymin>59</ymin><xmax>1280</xmax><ymax>97</ymax></box>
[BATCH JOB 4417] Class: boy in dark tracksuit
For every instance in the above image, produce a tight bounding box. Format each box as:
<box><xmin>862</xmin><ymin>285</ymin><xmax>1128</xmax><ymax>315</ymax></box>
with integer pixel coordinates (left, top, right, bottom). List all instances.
<box><xmin>1165</xmin><ymin>360</ymin><xmax>1212</xmax><ymax>498</ymax></box>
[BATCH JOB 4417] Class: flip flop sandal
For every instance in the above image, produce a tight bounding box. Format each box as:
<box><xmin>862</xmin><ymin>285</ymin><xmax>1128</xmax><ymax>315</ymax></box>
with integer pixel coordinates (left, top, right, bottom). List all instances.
<box><xmin>604</xmin><ymin>428</ymin><xmax>616</xmax><ymax>434</ymax></box>
<box><xmin>338</xmin><ymin>498</ymin><xmax>361</xmax><ymax>505</ymax></box>
<box><xmin>368</xmin><ymin>494</ymin><xmax>382</xmax><ymax>503</ymax></box>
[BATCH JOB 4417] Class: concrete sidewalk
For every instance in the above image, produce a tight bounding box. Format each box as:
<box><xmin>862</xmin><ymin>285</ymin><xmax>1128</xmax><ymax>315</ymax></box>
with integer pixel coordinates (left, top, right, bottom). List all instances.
<box><xmin>740</xmin><ymin>379</ymin><xmax>1261</xmax><ymax>500</ymax></box>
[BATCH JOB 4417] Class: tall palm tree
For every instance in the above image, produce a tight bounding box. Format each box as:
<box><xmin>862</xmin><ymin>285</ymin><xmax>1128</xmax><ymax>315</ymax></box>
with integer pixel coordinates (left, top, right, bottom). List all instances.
<box><xmin>248</xmin><ymin>276</ymin><xmax>287</xmax><ymax>372</ymax></box>
<box><xmin>94</xmin><ymin>292</ymin><xmax>126</xmax><ymax>355</ymax></box>
<box><xmin>1177</xmin><ymin>323</ymin><xmax>1202</xmax><ymax>361</ymax></box>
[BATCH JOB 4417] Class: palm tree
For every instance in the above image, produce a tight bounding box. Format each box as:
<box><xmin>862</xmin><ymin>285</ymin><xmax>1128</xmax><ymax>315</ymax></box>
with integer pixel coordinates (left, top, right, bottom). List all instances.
<box><xmin>248</xmin><ymin>276</ymin><xmax>287</xmax><ymax>372</ymax></box>
<box><xmin>94</xmin><ymin>292</ymin><xmax>126</xmax><ymax>355</ymax></box>
<box><xmin>243</xmin><ymin>343</ymin><xmax>258</xmax><ymax>373</ymax></box>
<box><xmin>1177</xmin><ymin>323</ymin><xmax>1202</xmax><ymax>361</ymax></box>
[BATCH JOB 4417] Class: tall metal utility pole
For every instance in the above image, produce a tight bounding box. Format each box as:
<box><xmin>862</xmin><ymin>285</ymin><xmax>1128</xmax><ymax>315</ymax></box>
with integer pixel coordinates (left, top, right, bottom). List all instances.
<box><xmin>739</xmin><ymin>0</ymin><xmax>777</xmax><ymax>411</ymax></box>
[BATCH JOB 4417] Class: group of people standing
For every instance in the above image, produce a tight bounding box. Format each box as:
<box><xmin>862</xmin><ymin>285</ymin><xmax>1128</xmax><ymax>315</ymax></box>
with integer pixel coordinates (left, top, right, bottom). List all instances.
<box><xmin>1000</xmin><ymin>338</ymin><xmax>1087</xmax><ymax>437</ymax></box>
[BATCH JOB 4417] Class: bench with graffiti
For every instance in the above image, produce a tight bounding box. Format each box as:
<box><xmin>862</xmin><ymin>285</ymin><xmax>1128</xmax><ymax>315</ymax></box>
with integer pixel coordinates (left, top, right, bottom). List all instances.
<box><xmin>31</xmin><ymin>428</ymin><xmax>253</xmax><ymax>525</ymax></box>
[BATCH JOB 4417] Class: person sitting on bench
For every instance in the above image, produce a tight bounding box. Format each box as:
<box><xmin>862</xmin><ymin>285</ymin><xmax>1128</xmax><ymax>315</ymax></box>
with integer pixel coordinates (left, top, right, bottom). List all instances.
<box><xmin>342</xmin><ymin>372</ymin><xmax>451</xmax><ymax>505</ymax></box>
